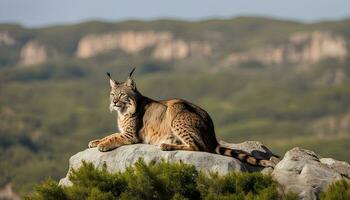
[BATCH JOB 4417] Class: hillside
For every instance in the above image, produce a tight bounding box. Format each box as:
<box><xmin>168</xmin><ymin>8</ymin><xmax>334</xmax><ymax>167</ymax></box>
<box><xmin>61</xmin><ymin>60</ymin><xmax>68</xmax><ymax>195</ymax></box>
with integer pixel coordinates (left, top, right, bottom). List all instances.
<box><xmin>0</xmin><ymin>16</ymin><xmax>350</xmax><ymax>196</ymax></box>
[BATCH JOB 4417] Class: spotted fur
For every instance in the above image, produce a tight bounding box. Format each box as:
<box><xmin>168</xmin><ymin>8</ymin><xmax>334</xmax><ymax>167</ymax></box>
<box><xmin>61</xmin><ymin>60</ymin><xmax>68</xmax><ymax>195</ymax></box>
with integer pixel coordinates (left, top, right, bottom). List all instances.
<box><xmin>88</xmin><ymin>69</ymin><xmax>272</xmax><ymax>167</ymax></box>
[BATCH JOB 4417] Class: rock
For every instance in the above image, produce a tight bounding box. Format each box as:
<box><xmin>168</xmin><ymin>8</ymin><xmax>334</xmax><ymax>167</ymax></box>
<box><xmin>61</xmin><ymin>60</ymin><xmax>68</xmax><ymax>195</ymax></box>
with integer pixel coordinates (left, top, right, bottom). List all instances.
<box><xmin>272</xmin><ymin>147</ymin><xmax>346</xmax><ymax>200</ymax></box>
<box><xmin>20</xmin><ymin>40</ymin><xmax>48</xmax><ymax>66</ymax></box>
<box><xmin>289</xmin><ymin>31</ymin><xmax>347</xmax><ymax>65</ymax></box>
<box><xmin>75</xmin><ymin>30</ymin><xmax>211</xmax><ymax>60</ymax></box>
<box><xmin>0</xmin><ymin>31</ymin><xmax>16</xmax><ymax>46</ymax></box>
<box><xmin>152</xmin><ymin>40</ymin><xmax>211</xmax><ymax>60</ymax></box>
<box><xmin>320</xmin><ymin>158</ymin><xmax>350</xmax><ymax>179</ymax></box>
<box><xmin>223</xmin><ymin>31</ymin><xmax>348</xmax><ymax>68</ymax></box>
<box><xmin>224</xmin><ymin>46</ymin><xmax>284</xmax><ymax>66</ymax></box>
<box><xmin>152</xmin><ymin>39</ymin><xmax>189</xmax><ymax>60</ymax></box>
<box><xmin>0</xmin><ymin>183</ymin><xmax>20</xmax><ymax>200</ymax></box>
<box><xmin>59</xmin><ymin>142</ymin><xmax>273</xmax><ymax>186</ymax></box>
<box><xmin>76</xmin><ymin>31</ymin><xmax>172</xmax><ymax>58</ymax></box>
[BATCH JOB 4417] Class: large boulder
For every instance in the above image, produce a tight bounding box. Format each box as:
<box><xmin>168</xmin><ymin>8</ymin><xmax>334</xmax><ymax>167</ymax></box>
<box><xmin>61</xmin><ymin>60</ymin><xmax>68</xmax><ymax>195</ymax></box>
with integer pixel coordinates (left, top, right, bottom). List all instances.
<box><xmin>320</xmin><ymin>158</ymin><xmax>350</xmax><ymax>179</ymax></box>
<box><xmin>272</xmin><ymin>147</ymin><xmax>349</xmax><ymax>200</ymax></box>
<box><xmin>59</xmin><ymin>142</ymin><xmax>275</xmax><ymax>186</ymax></box>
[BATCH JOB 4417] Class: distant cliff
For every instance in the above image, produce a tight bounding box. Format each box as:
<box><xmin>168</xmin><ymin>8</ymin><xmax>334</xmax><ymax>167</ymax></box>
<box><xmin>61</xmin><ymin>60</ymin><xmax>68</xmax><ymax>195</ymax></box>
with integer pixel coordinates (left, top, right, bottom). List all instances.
<box><xmin>223</xmin><ymin>31</ymin><xmax>348</xmax><ymax>69</ymax></box>
<box><xmin>20</xmin><ymin>41</ymin><xmax>49</xmax><ymax>66</ymax></box>
<box><xmin>76</xmin><ymin>31</ymin><xmax>211</xmax><ymax>60</ymax></box>
<box><xmin>0</xmin><ymin>17</ymin><xmax>349</xmax><ymax>67</ymax></box>
<box><xmin>0</xmin><ymin>31</ymin><xmax>16</xmax><ymax>45</ymax></box>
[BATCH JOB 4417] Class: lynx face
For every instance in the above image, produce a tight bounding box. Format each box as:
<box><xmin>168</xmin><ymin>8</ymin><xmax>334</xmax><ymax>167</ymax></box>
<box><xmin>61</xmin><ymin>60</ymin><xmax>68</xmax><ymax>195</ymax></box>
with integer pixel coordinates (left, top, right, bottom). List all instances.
<box><xmin>109</xmin><ymin>74</ymin><xmax>138</xmax><ymax>115</ymax></box>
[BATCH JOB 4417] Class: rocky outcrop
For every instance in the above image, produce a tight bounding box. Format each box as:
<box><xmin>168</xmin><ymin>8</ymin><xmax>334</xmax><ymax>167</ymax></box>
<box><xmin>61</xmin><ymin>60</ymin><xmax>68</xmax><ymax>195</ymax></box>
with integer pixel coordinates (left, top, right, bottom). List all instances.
<box><xmin>76</xmin><ymin>31</ymin><xmax>211</xmax><ymax>60</ymax></box>
<box><xmin>60</xmin><ymin>144</ymin><xmax>350</xmax><ymax>199</ymax></box>
<box><xmin>289</xmin><ymin>31</ymin><xmax>348</xmax><ymax>64</ymax></box>
<box><xmin>272</xmin><ymin>147</ymin><xmax>350</xmax><ymax>200</ymax></box>
<box><xmin>20</xmin><ymin>40</ymin><xmax>48</xmax><ymax>66</ymax></box>
<box><xmin>76</xmin><ymin>31</ymin><xmax>172</xmax><ymax>58</ymax></box>
<box><xmin>320</xmin><ymin>158</ymin><xmax>350</xmax><ymax>179</ymax></box>
<box><xmin>59</xmin><ymin>141</ymin><xmax>275</xmax><ymax>186</ymax></box>
<box><xmin>224</xmin><ymin>31</ymin><xmax>348</xmax><ymax>68</ymax></box>
<box><xmin>0</xmin><ymin>31</ymin><xmax>16</xmax><ymax>45</ymax></box>
<box><xmin>0</xmin><ymin>183</ymin><xmax>20</xmax><ymax>200</ymax></box>
<box><xmin>152</xmin><ymin>40</ymin><xmax>211</xmax><ymax>60</ymax></box>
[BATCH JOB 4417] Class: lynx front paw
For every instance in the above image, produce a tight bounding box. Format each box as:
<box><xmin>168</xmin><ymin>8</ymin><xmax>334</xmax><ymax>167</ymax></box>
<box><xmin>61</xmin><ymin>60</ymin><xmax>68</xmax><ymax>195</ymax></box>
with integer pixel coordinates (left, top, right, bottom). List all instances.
<box><xmin>88</xmin><ymin>139</ymin><xmax>101</xmax><ymax>148</ymax></box>
<box><xmin>97</xmin><ymin>142</ymin><xmax>113</xmax><ymax>152</ymax></box>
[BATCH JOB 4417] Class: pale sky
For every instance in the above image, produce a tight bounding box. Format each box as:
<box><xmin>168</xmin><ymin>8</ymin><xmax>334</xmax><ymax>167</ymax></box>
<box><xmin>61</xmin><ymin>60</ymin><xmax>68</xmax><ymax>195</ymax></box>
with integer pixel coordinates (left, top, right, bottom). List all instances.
<box><xmin>0</xmin><ymin>0</ymin><xmax>349</xmax><ymax>27</ymax></box>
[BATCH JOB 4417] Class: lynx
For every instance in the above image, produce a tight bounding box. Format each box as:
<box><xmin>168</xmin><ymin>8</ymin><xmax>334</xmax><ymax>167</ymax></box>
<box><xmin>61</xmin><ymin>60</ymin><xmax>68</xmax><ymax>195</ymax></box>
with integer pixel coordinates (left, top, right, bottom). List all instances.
<box><xmin>88</xmin><ymin>68</ymin><xmax>272</xmax><ymax>167</ymax></box>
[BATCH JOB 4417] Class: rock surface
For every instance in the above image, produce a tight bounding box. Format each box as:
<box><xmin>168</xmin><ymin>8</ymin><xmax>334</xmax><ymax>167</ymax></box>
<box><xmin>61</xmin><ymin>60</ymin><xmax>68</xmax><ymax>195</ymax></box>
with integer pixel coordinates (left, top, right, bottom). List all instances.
<box><xmin>20</xmin><ymin>40</ymin><xmax>48</xmax><ymax>66</ymax></box>
<box><xmin>75</xmin><ymin>31</ymin><xmax>211</xmax><ymax>60</ymax></box>
<box><xmin>272</xmin><ymin>147</ymin><xmax>348</xmax><ymax>200</ymax></box>
<box><xmin>0</xmin><ymin>31</ymin><xmax>16</xmax><ymax>46</ymax></box>
<box><xmin>0</xmin><ymin>183</ymin><xmax>20</xmax><ymax>200</ymax></box>
<box><xmin>76</xmin><ymin>31</ymin><xmax>172</xmax><ymax>58</ymax></box>
<box><xmin>152</xmin><ymin>40</ymin><xmax>211</xmax><ymax>60</ymax></box>
<box><xmin>59</xmin><ymin>142</ymin><xmax>273</xmax><ymax>186</ymax></box>
<box><xmin>224</xmin><ymin>31</ymin><xmax>348</xmax><ymax>68</ymax></box>
<box><xmin>320</xmin><ymin>158</ymin><xmax>350</xmax><ymax>179</ymax></box>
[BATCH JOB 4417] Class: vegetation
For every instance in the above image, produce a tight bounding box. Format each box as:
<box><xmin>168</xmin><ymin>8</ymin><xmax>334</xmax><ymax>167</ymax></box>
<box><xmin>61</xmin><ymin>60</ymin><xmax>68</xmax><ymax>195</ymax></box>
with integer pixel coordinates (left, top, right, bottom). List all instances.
<box><xmin>25</xmin><ymin>159</ymin><xmax>297</xmax><ymax>200</ymax></box>
<box><xmin>321</xmin><ymin>179</ymin><xmax>350</xmax><ymax>200</ymax></box>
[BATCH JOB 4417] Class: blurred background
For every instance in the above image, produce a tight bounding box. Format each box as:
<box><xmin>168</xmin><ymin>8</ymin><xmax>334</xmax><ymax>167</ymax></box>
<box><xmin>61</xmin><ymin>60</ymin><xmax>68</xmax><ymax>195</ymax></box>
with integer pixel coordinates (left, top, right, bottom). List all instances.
<box><xmin>0</xmin><ymin>0</ymin><xmax>350</xmax><ymax>197</ymax></box>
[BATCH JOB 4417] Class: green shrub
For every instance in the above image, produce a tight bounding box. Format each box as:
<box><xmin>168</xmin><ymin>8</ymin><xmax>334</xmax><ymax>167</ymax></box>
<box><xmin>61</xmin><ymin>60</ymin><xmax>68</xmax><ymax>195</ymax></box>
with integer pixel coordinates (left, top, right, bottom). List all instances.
<box><xmin>25</xmin><ymin>178</ymin><xmax>67</xmax><ymax>200</ymax></box>
<box><xmin>26</xmin><ymin>159</ymin><xmax>297</xmax><ymax>200</ymax></box>
<box><xmin>197</xmin><ymin>172</ymin><xmax>281</xmax><ymax>200</ymax></box>
<box><xmin>321</xmin><ymin>179</ymin><xmax>350</xmax><ymax>200</ymax></box>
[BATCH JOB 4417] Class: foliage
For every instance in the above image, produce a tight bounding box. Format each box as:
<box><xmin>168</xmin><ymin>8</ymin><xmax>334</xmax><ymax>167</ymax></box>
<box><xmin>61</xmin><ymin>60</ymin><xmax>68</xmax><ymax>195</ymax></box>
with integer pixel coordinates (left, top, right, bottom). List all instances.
<box><xmin>26</xmin><ymin>159</ymin><xmax>297</xmax><ymax>200</ymax></box>
<box><xmin>320</xmin><ymin>179</ymin><xmax>350</xmax><ymax>200</ymax></box>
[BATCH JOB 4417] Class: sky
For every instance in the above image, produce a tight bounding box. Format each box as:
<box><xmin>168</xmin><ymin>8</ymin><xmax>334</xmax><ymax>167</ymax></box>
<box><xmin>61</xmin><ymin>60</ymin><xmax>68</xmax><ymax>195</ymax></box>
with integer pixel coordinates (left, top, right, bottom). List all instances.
<box><xmin>0</xmin><ymin>0</ymin><xmax>349</xmax><ymax>27</ymax></box>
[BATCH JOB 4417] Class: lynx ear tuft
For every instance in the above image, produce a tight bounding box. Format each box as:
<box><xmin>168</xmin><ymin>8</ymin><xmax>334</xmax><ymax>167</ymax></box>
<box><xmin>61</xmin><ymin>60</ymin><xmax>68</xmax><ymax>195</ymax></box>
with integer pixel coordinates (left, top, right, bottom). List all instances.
<box><xmin>107</xmin><ymin>72</ymin><xmax>118</xmax><ymax>88</ymax></box>
<box><xmin>129</xmin><ymin>68</ymin><xmax>136</xmax><ymax>78</ymax></box>
<box><xmin>125</xmin><ymin>68</ymin><xmax>136</xmax><ymax>89</ymax></box>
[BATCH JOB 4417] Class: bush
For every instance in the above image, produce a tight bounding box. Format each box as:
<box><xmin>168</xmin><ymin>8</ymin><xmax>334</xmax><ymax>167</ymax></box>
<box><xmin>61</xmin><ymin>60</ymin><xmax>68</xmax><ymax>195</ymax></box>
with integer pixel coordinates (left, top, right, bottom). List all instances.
<box><xmin>321</xmin><ymin>179</ymin><xmax>350</xmax><ymax>200</ymax></box>
<box><xmin>26</xmin><ymin>159</ymin><xmax>297</xmax><ymax>200</ymax></box>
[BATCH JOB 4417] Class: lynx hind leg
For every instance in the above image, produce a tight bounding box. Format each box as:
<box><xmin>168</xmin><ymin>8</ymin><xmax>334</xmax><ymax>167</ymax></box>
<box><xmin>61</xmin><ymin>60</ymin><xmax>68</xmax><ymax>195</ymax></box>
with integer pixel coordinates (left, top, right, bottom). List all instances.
<box><xmin>161</xmin><ymin>114</ymin><xmax>202</xmax><ymax>152</ymax></box>
<box><xmin>160</xmin><ymin>143</ymin><xmax>198</xmax><ymax>151</ymax></box>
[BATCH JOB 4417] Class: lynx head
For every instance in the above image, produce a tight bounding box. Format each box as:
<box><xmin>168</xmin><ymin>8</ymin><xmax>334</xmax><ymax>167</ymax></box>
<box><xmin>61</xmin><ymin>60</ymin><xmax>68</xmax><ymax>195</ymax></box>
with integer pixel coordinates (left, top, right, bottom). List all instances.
<box><xmin>107</xmin><ymin>68</ymin><xmax>141</xmax><ymax>115</ymax></box>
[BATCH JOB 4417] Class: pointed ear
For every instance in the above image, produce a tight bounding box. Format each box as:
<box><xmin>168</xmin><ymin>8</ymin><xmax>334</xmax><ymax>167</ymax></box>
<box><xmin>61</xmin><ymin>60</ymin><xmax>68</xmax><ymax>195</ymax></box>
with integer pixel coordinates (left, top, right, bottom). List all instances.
<box><xmin>125</xmin><ymin>77</ymin><xmax>136</xmax><ymax>89</ymax></box>
<box><xmin>125</xmin><ymin>68</ymin><xmax>136</xmax><ymax>89</ymax></box>
<box><xmin>110</xmin><ymin>79</ymin><xmax>118</xmax><ymax>89</ymax></box>
<box><xmin>107</xmin><ymin>72</ymin><xmax>118</xmax><ymax>88</ymax></box>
